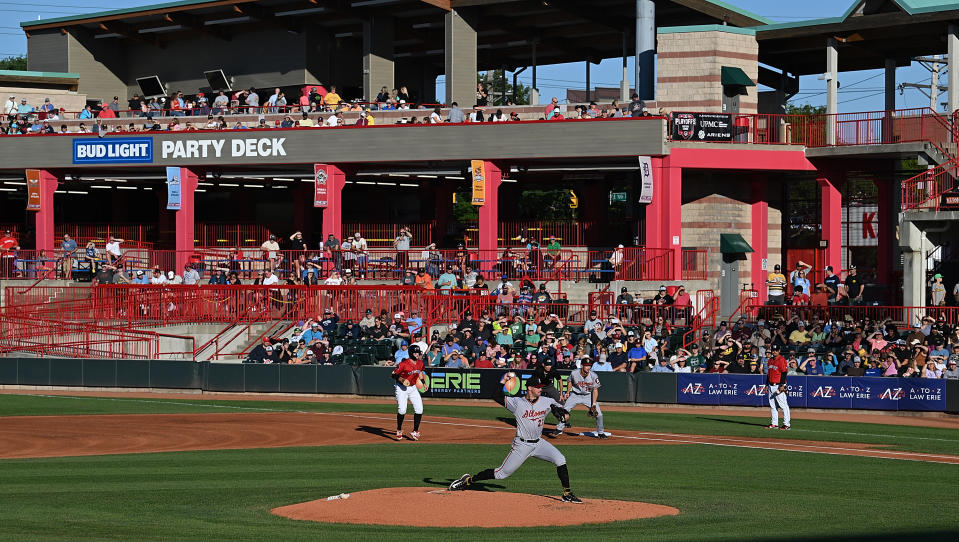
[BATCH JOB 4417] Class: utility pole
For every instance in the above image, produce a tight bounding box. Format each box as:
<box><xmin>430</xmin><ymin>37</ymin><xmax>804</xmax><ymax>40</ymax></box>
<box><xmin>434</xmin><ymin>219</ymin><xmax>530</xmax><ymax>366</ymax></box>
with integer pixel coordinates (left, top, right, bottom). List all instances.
<box><xmin>899</xmin><ymin>55</ymin><xmax>948</xmax><ymax>111</ymax></box>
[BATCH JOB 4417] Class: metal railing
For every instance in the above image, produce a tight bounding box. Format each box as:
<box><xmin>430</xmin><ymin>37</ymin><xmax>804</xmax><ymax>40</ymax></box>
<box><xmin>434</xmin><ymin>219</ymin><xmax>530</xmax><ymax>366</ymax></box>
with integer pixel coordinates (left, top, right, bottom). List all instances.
<box><xmin>681</xmin><ymin>249</ymin><xmax>708</xmax><ymax>281</ymax></box>
<box><xmin>901</xmin><ymin>158</ymin><xmax>959</xmax><ymax>212</ymax></box>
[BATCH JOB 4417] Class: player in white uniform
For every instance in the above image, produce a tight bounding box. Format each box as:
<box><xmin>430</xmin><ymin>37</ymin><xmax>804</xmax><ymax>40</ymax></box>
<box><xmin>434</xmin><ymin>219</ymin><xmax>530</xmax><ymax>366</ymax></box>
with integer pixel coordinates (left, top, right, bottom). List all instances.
<box><xmin>555</xmin><ymin>359</ymin><xmax>606</xmax><ymax>437</ymax></box>
<box><xmin>448</xmin><ymin>374</ymin><xmax>582</xmax><ymax>503</ymax></box>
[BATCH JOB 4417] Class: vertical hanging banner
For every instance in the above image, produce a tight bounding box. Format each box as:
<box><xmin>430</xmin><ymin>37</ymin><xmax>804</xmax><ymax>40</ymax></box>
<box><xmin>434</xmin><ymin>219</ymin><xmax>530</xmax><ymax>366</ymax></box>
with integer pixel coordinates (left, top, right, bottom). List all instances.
<box><xmin>471</xmin><ymin>159</ymin><xmax>486</xmax><ymax>206</ymax></box>
<box><xmin>638</xmin><ymin>156</ymin><xmax>654</xmax><ymax>204</ymax></box>
<box><xmin>314</xmin><ymin>164</ymin><xmax>329</xmax><ymax>208</ymax></box>
<box><xmin>166</xmin><ymin>167</ymin><xmax>182</xmax><ymax>210</ymax></box>
<box><xmin>25</xmin><ymin>169</ymin><xmax>42</xmax><ymax>211</ymax></box>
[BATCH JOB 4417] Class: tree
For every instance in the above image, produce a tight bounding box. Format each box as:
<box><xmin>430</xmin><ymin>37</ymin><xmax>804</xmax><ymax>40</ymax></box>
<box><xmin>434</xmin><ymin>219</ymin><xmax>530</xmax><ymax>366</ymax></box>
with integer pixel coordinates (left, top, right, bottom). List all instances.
<box><xmin>0</xmin><ymin>55</ymin><xmax>27</xmax><ymax>71</ymax></box>
<box><xmin>477</xmin><ymin>70</ymin><xmax>531</xmax><ymax>106</ymax></box>
<box><xmin>785</xmin><ymin>103</ymin><xmax>826</xmax><ymax>115</ymax></box>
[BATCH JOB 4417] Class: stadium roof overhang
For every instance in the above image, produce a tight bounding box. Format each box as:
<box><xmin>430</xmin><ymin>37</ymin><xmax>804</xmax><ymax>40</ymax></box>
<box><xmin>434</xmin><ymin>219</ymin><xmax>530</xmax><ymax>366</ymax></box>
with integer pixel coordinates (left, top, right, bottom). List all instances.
<box><xmin>756</xmin><ymin>0</ymin><xmax>959</xmax><ymax>75</ymax></box>
<box><xmin>20</xmin><ymin>0</ymin><xmax>768</xmax><ymax>70</ymax></box>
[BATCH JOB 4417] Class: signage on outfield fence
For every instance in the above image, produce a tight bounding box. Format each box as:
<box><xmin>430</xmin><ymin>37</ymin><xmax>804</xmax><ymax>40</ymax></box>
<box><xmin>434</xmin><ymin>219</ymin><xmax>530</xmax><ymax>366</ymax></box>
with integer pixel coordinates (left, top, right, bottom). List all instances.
<box><xmin>671</xmin><ymin>112</ymin><xmax>732</xmax><ymax>141</ymax></box>
<box><xmin>73</xmin><ymin>137</ymin><xmax>154</xmax><ymax>164</ymax></box>
<box><xmin>420</xmin><ymin>368</ymin><xmax>568</xmax><ymax>399</ymax></box>
<box><xmin>676</xmin><ymin>374</ymin><xmax>946</xmax><ymax>411</ymax></box>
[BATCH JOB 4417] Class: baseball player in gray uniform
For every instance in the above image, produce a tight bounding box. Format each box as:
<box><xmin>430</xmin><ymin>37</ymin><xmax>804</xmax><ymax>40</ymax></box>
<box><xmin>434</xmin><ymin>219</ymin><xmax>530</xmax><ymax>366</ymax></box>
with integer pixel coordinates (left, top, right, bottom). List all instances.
<box><xmin>448</xmin><ymin>374</ymin><xmax>582</xmax><ymax>503</ymax></box>
<box><xmin>555</xmin><ymin>359</ymin><xmax>606</xmax><ymax>438</ymax></box>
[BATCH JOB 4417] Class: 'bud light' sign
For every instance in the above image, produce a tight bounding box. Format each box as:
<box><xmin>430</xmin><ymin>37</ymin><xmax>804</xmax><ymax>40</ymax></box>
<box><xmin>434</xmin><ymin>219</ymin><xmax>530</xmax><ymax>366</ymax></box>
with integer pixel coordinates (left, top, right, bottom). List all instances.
<box><xmin>73</xmin><ymin>137</ymin><xmax>154</xmax><ymax>164</ymax></box>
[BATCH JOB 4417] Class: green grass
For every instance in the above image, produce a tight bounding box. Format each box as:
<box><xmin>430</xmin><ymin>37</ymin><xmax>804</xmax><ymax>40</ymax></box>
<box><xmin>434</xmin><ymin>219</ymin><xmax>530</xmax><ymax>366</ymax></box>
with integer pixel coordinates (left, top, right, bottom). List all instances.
<box><xmin>0</xmin><ymin>444</ymin><xmax>956</xmax><ymax>541</ymax></box>
<box><xmin>2</xmin><ymin>393</ymin><xmax>958</xmax><ymax>455</ymax></box>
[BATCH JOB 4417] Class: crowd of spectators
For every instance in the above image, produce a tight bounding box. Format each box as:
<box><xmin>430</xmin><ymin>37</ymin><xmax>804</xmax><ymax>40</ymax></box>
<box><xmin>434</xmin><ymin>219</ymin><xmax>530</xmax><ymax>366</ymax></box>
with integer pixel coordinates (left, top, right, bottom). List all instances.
<box><xmin>1</xmin><ymin>83</ymin><xmax>663</xmax><ymax>135</ymax></box>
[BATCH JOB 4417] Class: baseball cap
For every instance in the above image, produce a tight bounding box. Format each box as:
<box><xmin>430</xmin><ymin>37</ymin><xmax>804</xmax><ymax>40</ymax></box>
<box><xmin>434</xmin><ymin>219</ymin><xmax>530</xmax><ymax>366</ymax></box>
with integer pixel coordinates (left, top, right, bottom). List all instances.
<box><xmin>394</xmin><ymin>313</ymin><xmax>402</xmax><ymax>319</ymax></box>
<box><xmin>580</xmin><ymin>358</ymin><xmax>594</xmax><ymax>365</ymax></box>
<box><xmin>365</xmin><ymin>309</ymin><xmax>372</xmax><ymax>314</ymax></box>
<box><xmin>400</xmin><ymin>340</ymin><xmax>408</xmax><ymax>346</ymax></box>
<box><xmin>526</xmin><ymin>375</ymin><xmax>547</xmax><ymax>388</ymax></box>
<box><xmin>659</xmin><ymin>285</ymin><xmax>667</xmax><ymax>291</ymax></box>
<box><xmin>136</xmin><ymin>270</ymin><xmax>144</xmax><ymax>276</ymax></box>
<box><xmin>934</xmin><ymin>273</ymin><xmax>943</xmax><ymax>279</ymax></box>
<box><xmin>167</xmin><ymin>271</ymin><xmax>174</xmax><ymax>279</ymax></box>
<box><xmin>621</xmin><ymin>287</ymin><xmax>628</xmax><ymax>292</ymax></box>
<box><xmin>324</xmin><ymin>308</ymin><xmax>332</xmax><ymax>313</ymax></box>
<box><xmin>774</xmin><ymin>264</ymin><xmax>781</xmax><ymax>270</ymax></box>
<box><xmin>344</xmin><ymin>268</ymin><xmax>352</xmax><ymax>273</ymax></box>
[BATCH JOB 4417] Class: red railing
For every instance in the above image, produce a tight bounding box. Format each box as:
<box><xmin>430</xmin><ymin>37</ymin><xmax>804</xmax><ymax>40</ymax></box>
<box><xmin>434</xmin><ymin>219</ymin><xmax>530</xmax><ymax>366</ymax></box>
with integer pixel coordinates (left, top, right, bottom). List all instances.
<box><xmin>682</xmin><ymin>294</ymin><xmax>719</xmax><ymax>348</ymax></box>
<box><xmin>0</xmin><ymin>245</ymin><xmax>677</xmax><ymax>282</ymax></box>
<box><xmin>901</xmin><ymin>159</ymin><xmax>959</xmax><ymax>212</ymax></box>
<box><xmin>681</xmin><ymin>248</ymin><xmax>708</xmax><ymax>281</ymax></box>
<box><xmin>0</xmin><ymin>315</ymin><xmax>158</xmax><ymax>358</ymax></box>
<box><xmin>342</xmin><ymin>222</ymin><xmax>434</xmax><ymax>248</ymax></box>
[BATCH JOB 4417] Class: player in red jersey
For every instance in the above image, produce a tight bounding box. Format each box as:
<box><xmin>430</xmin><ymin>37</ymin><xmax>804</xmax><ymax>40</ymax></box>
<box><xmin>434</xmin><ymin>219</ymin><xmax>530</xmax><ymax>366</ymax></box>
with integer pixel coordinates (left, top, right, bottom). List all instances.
<box><xmin>765</xmin><ymin>344</ymin><xmax>791</xmax><ymax>430</ymax></box>
<box><xmin>391</xmin><ymin>344</ymin><xmax>426</xmax><ymax>440</ymax></box>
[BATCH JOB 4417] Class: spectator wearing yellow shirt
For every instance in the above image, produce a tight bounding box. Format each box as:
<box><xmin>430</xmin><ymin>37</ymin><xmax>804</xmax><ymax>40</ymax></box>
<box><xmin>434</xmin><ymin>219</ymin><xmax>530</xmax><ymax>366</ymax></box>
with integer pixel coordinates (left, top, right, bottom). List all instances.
<box><xmin>364</xmin><ymin>108</ymin><xmax>374</xmax><ymax>125</ymax></box>
<box><xmin>766</xmin><ymin>264</ymin><xmax>786</xmax><ymax>305</ymax></box>
<box><xmin>325</xmin><ymin>86</ymin><xmax>342</xmax><ymax>107</ymax></box>
<box><xmin>297</xmin><ymin>112</ymin><xmax>314</xmax><ymax>127</ymax></box>
<box><xmin>788</xmin><ymin>321</ymin><xmax>811</xmax><ymax>346</ymax></box>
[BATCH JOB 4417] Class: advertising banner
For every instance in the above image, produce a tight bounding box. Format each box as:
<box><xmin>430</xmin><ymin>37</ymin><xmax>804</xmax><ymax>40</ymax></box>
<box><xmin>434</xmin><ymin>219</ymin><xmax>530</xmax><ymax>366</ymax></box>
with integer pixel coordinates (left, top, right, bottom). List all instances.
<box><xmin>851</xmin><ymin>377</ymin><xmax>897</xmax><ymax>410</ymax></box>
<box><xmin>25</xmin><ymin>169</ymin><xmax>41</xmax><ymax>211</ymax></box>
<box><xmin>313</xmin><ymin>164</ymin><xmax>329</xmax><ymax>208</ymax></box>
<box><xmin>73</xmin><ymin>137</ymin><xmax>153</xmax><ymax>164</ymax></box>
<box><xmin>898</xmin><ymin>379</ymin><xmax>947</xmax><ymax>411</ymax></box>
<box><xmin>719</xmin><ymin>374</ymin><xmax>766</xmax><ymax>406</ymax></box>
<box><xmin>420</xmin><ymin>368</ymin><xmax>569</xmax><ymax>399</ymax></box>
<box><xmin>805</xmin><ymin>376</ymin><xmax>853</xmax><ymax>409</ymax></box>
<box><xmin>637</xmin><ymin>155</ymin><xmax>654</xmax><ymax>204</ymax></box>
<box><xmin>676</xmin><ymin>373</ymin><xmax>721</xmax><ymax>405</ymax></box>
<box><xmin>471</xmin><ymin>160</ymin><xmax>486</xmax><ymax>206</ymax></box>
<box><xmin>165</xmin><ymin>167</ymin><xmax>181</xmax><ymax>211</ymax></box>
<box><xmin>671</xmin><ymin>112</ymin><xmax>733</xmax><ymax>141</ymax></box>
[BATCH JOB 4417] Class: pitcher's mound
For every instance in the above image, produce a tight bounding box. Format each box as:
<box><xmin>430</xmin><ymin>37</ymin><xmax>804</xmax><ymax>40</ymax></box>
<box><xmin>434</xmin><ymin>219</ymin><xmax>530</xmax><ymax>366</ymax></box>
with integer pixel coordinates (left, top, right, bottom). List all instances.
<box><xmin>271</xmin><ymin>487</ymin><xmax>679</xmax><ymax>527</ymax></box>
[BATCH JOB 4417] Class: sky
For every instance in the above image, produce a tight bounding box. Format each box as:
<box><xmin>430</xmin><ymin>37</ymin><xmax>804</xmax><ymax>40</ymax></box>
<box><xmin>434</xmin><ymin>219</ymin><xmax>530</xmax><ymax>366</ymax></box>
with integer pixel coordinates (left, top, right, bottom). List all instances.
<box><xmin>0</xmin><ymin>0</ymin><xmax>945</xmax><ymax>112</ymax></box>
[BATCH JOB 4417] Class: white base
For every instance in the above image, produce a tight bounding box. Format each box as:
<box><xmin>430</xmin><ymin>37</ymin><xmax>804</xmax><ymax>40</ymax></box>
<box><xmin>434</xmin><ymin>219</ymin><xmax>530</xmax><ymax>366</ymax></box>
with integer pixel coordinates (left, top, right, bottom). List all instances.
<box><xmin>578</xmin><ymin>431</ymin><xmax>612</xmax><ymax>438</ymax></box>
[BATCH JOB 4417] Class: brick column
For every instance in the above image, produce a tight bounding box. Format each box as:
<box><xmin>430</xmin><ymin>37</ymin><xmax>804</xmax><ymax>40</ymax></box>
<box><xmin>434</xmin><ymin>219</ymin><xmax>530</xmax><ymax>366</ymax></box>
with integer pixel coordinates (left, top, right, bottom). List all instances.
<box><xmin>644</xmin><ymin>157</ymin><xmax>681</xmax><ymax>279</ymax></box>
<box><xmin>750</xmin><ymin>177</ymin><xmax>768</xmax><ymax>303</ymax></box>
<box><xmin>817</xmin><ymin>169</ymin><xmax>843</xmax><ymax>270</ymax></box>
<box><xmin>30</xmin><ymin>170</ymin><xmax>59</xmax><ymax>253</ymax></box>
<box><xmin>174</xmin><ymin>168</ymin><xmax>199</xmax><ymax>272</ymax></box>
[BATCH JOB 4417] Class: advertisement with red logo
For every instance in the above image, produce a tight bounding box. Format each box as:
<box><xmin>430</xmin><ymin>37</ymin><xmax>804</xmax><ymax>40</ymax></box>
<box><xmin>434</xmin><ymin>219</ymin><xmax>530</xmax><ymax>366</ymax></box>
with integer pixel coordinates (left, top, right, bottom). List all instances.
<box><xmin>313</xmin><ymin>164</ymin><xmax>329</xmax><ymax>208</ymax></box>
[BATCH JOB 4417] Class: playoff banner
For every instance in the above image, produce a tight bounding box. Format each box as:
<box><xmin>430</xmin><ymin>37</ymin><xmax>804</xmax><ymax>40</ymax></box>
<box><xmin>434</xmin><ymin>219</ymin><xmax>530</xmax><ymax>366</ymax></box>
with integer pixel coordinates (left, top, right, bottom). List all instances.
<box><xmin>165</xmin><ymin>167</ymin><xmax>181</xmax><ymax>210</ymax></box>
<box><xmin>637</xmin><ymin>156</ymin><xmax>654</xmax><ymax>204</ymax></box>
<box><xmin>313</xmin><ymin>164</ymin><xmax>329</xmax><ymax>208</ymax></box>
<box><xmin>470</xmin><ymin>160</ymin><xmax>486</xmax><ymax>206</ymax></box>
<box><xmin>25</xmin><ymin>169</ymin><xmax>41</xmax><ymax>211</ymax></box>
<box><xmin>676</xmin><ymin>374</ymin><xmax>946</xmax><ymax>412</ymax></box>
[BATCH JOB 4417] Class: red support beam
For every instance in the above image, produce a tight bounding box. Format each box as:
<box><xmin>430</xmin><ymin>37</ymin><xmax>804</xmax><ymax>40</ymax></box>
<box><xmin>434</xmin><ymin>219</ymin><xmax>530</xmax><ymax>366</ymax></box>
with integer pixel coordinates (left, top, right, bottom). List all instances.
<box><xmin>317</xmin><ymin>164</ymin><xmax>347</xmax><ymax>240</ymax></box>
<box><xmin>751</xmin><ymin>177</ymin><xmax>768</xmax><ymax>304</ymax></box>
<box><xmin>477</xmin><ymin>161</ymin><xmax>503</xmax><ymax>272</ymax></box>
<box><xmin>174</xmin><ymin>168</ymin><xmax>199</xmax><ymax>272</ymax></box>
<box><xmin>817</xmin><ymin>169</ymin><xmax>843</xmax><ymax>271</ymax></box>
<box><xmin>644</xmin><ymin>156</ymin><xmax>681</xmax><ymax>280</ymax></box>
<box><xmin>32</xmin><ymin>170</ymin><xmax>58</xmax><ymax>253</ymax></box>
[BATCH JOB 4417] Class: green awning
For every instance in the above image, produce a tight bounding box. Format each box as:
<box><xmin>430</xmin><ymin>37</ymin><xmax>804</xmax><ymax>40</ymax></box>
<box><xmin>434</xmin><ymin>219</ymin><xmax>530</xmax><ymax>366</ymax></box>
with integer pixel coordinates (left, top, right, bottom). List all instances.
<box><xmin>720</xmin><ymin>233</ymin><xmax>754</xmax><ymax>254</ymax></box>
<box><xmin>721</xmin><ymin>66</ymin><xmax>756</xmax><ymax>87</ymax></box>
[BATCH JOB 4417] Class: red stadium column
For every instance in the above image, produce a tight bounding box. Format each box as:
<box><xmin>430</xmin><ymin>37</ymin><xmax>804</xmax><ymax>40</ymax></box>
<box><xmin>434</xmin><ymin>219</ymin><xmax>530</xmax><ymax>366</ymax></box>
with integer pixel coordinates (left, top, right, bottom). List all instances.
<box><xmin>751</xmin><ymin>177</ymin><xmax>768</xmax><ymax>304</ymax></box>
<box><xmin>31</xmin><ymin>170</ymin><xmax>58</xmax><ymax>253</ymax></box>
<box><xmin>874</xmin><ymin>177</ymin><xmax>892</xmax><ymax>294</ymax></box>
<box><xmin>318</xmin><ymin>164</ymin><xmax>347</xmax><ymax>241</ymax></box>
<box><xmin>174</xmin><ymin>168</ymin><xmax>199</xmax><ymax>272</ymax></box>
<box><xmin>644</xmin><ymin>157</ymin><xmax>682</xmax><ymax>280</ymax></box>
<box><xmin>477</xmin><ymin>161</ymin><xmax>502</xmax><ymax>273</ymax></box>
<box><xmin>817</xmin><ymin>169</ymin><xmax>843</xmax><ymax>271</ymax></box>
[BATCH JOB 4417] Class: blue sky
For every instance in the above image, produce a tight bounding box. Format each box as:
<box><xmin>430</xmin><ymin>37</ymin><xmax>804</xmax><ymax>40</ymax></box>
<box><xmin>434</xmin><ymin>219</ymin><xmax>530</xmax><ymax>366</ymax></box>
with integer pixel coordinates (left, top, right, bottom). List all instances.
<box><xmin>0</xmin><ymin>0</ymin><xmax>943</xmax><ymax>112</ymax></box>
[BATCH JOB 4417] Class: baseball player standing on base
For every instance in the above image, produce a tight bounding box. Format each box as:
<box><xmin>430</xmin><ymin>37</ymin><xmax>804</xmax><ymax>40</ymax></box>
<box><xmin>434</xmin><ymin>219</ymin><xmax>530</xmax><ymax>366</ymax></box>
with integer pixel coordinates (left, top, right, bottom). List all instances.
<box><xmin>391</xmin><ymin>344</ymin><xmax>426</xmax><ymax>440</ymax></box>
<box><xmin>448</xmin><ymin>374</ymin><xmax>582</xmax><ymax>503</ymax></box>
<box><xmin>555</xmin><ymin>359</ymin><xmax>606</xmax><ymax>438</ymax></box>
<box><xmin>765</xmin><ymin>344</ymin><xmax>791</xmax><ymax>430</ymax></box>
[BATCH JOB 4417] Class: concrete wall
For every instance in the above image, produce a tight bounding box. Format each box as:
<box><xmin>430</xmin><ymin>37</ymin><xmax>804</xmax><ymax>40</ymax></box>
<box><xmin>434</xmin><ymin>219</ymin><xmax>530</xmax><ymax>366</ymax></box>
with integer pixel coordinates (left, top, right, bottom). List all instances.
<box><xmin>67</xmin><ymin>31</ymin><xmax>128</xmax><ymax>105</ymax></box>
<box><xmin>0</xmin><ymin>87</ymin><xmax>87</xmax><ymax>116</ymax></box>
<box><xmin>657</xmin><ymin>29</ymin><xmax>759</xmax><ymax>114</ymax></box>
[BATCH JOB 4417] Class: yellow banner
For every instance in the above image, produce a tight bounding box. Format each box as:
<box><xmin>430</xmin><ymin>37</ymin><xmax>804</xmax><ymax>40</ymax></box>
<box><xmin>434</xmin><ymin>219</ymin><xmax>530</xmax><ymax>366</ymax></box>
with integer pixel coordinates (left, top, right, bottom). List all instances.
<box><xmin>471</xmin><ymin>160</ymin><xmax>485</xmax><ymax>206</ymax></box>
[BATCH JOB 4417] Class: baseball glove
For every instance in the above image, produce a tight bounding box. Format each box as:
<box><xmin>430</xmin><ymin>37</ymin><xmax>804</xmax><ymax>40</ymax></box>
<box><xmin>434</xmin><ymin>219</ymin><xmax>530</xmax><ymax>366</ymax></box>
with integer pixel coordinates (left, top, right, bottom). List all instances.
<box><xmin>550</xmin><ymin>404</ymin><xmax>570</xmax><ymax>424</ymax></box>
<box><xmin>399</xmin><ymin>377</ymin><xmax>413</xmax><ymax>387</ymax></box>
<box><xmin>587</xmin><ymin>405</ymin><xmax>598</xmax><ymax>418</ymax></box>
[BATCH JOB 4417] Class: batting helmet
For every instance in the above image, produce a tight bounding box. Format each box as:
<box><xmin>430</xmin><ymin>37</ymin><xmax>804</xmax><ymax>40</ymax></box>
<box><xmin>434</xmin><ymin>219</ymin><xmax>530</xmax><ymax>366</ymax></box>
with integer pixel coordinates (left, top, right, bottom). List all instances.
<box><xmin>409</xmin><ymin>344</ymin><xmax>422</xmax><ymax>355</ymax></box>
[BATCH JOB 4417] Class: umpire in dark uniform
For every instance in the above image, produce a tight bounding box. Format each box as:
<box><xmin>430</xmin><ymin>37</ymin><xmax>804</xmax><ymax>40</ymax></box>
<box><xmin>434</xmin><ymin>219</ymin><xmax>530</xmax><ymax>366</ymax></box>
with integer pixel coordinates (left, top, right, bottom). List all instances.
<box><xmin>532</xmin><ymin>358</ymin><xmax>567</xmax><ymax>435</ymax></box>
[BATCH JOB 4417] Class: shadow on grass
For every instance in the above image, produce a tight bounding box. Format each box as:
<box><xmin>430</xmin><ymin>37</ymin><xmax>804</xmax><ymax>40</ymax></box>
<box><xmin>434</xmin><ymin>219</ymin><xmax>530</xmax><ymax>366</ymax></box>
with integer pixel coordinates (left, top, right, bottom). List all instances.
<box><xmin>778</xmin><ymin>531</ymin><xmax>958</xmax><ymax>542</ymax></box>
<box><xmin>354</xmin><ymin>425</ymin><xmax>401</xmax><ymax>441</ymax></box>
<box><xmin>697</xmin><ymin>417</ymin><xmax>769</xmax><ymax>428</ymax></box>
<box><xmin>421</xmin><ymin>477</ymin><xmax>505</xmax><ymax>491</ymax></box>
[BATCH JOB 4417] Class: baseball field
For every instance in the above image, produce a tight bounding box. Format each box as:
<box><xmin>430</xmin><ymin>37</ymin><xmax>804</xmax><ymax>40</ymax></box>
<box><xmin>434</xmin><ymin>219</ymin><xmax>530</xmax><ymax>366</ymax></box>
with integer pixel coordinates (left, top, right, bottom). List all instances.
<box><xmin>0</xmin><ymin>390</ymin><xmax>957</xmax><ymax>541</ymax></box>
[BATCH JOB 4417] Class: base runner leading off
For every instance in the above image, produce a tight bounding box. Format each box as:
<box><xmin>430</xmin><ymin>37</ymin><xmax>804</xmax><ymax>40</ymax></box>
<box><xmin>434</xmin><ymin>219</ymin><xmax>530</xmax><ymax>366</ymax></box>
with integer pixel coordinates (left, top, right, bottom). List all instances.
<box><xmin>448</xmin><ymin>374</ymin><xmax>582</xmax><ymax>503</ymax></box>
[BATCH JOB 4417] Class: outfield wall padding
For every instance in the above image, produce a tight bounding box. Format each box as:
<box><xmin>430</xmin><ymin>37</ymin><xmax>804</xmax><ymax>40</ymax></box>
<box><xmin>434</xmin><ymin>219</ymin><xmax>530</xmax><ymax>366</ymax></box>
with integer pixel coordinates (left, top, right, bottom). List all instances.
<box><xmin>948</xmin><ymin>379</ymin><xmax>959</xmax><ymax>414</ymax></box>
<box><xmin>635</xmin><ymin>373</ymin><xmax>677</xmax><ymax>404</ymax></box>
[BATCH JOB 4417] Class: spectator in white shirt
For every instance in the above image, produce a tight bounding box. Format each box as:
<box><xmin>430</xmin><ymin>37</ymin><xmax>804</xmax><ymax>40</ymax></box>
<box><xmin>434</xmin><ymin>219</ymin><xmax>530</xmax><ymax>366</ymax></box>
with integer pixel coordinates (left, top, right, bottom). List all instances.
<box><xmin>150</xmin><ymin>269</ymin><xmax>167</xmax><ymax>284</ymax></box>
<box><xmin>326</xmin><ymin>111</ymin><xmax>342</xmax><ymax>127</ymax></box>
<box><xmin>262</xmin><ymin>269</ymin><xmax>279</xmax><ymax>286</ymax></box>
<box><xmin>324</xmin><ymin>271</ymin><xmax>343</xmax><ymax>285</ymax></box>
<box><xmin>430</xmin><ymin>107</ymin><xmax>442</xmax><ymax>124</ymax></box>
<box><xmin>105</xmin><ymin>235</ymin><xmax>124</xmax><ymax>265</ymax></box>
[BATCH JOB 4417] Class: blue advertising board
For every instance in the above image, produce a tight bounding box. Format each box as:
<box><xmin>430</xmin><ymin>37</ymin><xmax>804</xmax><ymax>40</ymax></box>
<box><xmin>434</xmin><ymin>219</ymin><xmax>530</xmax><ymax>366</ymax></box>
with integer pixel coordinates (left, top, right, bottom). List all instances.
<box><xmin>166</xmin><ymin>167</ymin><xmax>181</xmax><ymax>210</ymax></box>
<box><xmin>677</xmin><ymin>374</ymin><xmax>945</xmax><ymax>411</ymax></box>
<box><xmin>73</xmin><ymin>137</ymin><xmax>153</xmax><ymax>164</ymax></box>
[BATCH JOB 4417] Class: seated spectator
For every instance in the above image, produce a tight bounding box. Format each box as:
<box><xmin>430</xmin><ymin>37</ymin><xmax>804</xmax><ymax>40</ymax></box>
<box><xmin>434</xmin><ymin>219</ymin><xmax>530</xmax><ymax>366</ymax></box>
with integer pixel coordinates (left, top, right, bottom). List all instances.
<box><xmin>445</xmin><ymin>350</ymin><xmax>468</xmax><ymax>369</ymax></box>
<box><xmin>608</xmin><ymin>343</ymin><xmax>628</xmax><ymax>372</ymax></box>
